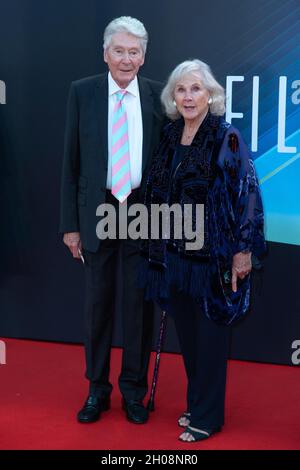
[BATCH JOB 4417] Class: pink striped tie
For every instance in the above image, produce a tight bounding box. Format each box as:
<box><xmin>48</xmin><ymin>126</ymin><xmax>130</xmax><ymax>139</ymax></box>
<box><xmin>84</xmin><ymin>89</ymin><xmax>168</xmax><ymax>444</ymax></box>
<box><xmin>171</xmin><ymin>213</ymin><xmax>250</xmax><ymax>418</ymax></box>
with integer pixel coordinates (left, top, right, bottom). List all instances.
<box><xmin>111</xmin><ymin>90</ymin><xmax>131</xmax><ymax>203</ymax></box>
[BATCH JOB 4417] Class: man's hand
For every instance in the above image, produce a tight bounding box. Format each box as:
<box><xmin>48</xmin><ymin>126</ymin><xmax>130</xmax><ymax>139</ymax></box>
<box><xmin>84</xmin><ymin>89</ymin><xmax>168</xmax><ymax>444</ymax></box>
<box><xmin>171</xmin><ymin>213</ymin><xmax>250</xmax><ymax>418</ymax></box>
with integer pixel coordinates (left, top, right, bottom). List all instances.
<box><xmin>231</xmin><ymin>252</ymin><xmax>252</xmax><ymax>293</ymax></box>
<box><xmin>63</xmin><ymin>232</ymin><xmax>82</xmax><ymax>259</ymax></box>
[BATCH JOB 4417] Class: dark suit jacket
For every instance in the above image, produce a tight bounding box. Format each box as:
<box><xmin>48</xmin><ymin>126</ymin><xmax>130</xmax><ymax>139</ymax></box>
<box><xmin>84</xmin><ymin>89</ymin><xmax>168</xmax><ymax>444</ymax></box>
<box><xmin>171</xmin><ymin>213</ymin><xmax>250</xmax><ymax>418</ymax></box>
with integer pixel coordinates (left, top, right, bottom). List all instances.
<box><xmin>59</xmin><ymin>73</ymin><xmax>164</xmax><ymax>252</ymax></box>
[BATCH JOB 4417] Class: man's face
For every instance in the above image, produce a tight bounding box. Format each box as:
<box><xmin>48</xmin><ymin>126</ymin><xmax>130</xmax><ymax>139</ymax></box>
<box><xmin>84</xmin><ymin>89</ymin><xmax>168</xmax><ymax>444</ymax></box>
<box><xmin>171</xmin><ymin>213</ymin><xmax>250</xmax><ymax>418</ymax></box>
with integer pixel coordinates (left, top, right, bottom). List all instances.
<box><xmin>104</xmin><ymin>32</ymin><xmax>145</xmax><ymax>89</ymax></box>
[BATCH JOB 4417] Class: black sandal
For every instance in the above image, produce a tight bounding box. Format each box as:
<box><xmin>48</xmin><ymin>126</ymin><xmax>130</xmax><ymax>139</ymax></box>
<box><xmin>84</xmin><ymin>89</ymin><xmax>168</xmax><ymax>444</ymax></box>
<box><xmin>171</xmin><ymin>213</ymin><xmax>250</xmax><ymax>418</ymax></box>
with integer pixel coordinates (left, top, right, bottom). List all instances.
<box><xmin>179</xmin><ymin>425</ymin><xmax>221</xmax><ymax>442</ymax></box>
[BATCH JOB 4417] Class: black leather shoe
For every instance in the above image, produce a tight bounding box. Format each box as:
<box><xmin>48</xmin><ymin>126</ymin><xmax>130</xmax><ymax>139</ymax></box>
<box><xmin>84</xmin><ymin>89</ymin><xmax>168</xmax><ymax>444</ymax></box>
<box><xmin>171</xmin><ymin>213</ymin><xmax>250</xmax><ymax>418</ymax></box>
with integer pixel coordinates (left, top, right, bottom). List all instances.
<box><xmin>77</xmin><ymin>395</ymin><xmax>110</xmax><ymax>423</ymax></box>
<box><xmin>122</xmin><ymin>399</ymin><xmax>149</xmax><ymax>424</ymax></box>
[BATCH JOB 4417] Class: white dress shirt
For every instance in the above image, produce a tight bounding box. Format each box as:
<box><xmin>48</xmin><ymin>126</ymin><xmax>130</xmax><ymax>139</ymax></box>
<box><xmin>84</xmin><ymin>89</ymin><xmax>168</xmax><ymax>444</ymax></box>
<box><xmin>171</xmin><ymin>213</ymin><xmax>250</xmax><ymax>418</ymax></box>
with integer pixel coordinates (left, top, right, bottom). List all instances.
<box><xmin>106</xmin><ymin>72</ymin><xmax>143</xmax><ymax>190</ymax></box>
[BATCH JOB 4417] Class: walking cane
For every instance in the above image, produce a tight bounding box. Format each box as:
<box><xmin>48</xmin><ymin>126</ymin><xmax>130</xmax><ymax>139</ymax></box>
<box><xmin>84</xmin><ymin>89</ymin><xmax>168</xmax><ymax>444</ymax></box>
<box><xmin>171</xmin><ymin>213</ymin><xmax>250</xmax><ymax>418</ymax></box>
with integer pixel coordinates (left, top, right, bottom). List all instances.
<box><xmin>147</xmin><ymin>309</ymin><xmax>167</xmax><ymax>411</ymax></box>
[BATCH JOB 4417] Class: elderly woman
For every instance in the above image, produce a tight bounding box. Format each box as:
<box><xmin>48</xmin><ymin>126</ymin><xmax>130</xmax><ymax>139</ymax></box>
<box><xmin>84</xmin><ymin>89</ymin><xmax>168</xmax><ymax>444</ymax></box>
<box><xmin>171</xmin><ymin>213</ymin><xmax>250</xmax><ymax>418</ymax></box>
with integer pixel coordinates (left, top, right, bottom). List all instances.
<box><xmin>141</xmin><ymin>60</ymin><xmax>265</xmax><ymax>442</ymax></box>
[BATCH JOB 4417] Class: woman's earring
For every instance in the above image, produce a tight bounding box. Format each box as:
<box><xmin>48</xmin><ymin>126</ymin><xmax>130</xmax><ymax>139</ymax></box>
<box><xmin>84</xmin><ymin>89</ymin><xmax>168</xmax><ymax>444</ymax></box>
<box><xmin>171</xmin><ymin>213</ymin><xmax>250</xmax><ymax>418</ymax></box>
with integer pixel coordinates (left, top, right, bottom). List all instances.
<box><xmin>208</xmin><ymin>97</ymin><xmax>212</xmax><ymax>105</ymax></box>
<box><xmin>173</xmin><ymin>100</ymin><xmax>177</xmax><ymax>107</ymax></box>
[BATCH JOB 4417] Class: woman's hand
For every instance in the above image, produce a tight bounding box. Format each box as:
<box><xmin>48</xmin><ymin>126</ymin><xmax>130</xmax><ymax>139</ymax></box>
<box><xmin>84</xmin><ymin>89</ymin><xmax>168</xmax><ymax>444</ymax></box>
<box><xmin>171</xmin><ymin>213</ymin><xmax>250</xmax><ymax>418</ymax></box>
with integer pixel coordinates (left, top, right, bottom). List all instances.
<box><xmin>231</xmin><ymin>252</ymin><xmax>252</xmax><ymax>292</ymax></box>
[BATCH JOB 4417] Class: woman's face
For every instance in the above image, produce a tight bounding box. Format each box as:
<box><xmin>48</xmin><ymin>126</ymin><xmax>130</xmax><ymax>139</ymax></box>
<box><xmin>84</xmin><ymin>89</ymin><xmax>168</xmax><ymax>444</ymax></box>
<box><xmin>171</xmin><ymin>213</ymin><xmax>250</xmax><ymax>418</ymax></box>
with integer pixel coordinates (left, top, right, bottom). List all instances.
<box><xmin>174</xmin><ymin>73</ymin><xmax>210</xmax><ymax>123</ymax></box>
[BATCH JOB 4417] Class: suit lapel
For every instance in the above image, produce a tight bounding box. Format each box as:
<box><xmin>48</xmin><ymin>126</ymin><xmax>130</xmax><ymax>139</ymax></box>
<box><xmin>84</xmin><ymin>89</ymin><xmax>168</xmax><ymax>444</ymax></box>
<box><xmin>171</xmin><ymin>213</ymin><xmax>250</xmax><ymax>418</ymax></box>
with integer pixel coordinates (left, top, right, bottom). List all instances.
<box><xmin>94</xmin><ymin>74</ymin><xmax>108</xmax><ymax>167</ymax></box>
<box><xmin>139</xmin><ymin>76</ymin><xmax>154</xmax><ymax>174</ymax></box>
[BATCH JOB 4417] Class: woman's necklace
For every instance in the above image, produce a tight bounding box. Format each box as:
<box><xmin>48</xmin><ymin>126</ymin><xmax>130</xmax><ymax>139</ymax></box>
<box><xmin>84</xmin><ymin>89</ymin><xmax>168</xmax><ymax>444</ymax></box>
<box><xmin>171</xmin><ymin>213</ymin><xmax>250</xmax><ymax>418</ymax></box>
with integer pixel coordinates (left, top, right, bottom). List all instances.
<box><xmin>181</xmin><ymin>126</ymin><xmax>198</xmax><ymax>145</ymax></box>
<box><xmin>181</xmin><ymin>112</ymin><xmax>208</xmax><ymax>145</ymax></box>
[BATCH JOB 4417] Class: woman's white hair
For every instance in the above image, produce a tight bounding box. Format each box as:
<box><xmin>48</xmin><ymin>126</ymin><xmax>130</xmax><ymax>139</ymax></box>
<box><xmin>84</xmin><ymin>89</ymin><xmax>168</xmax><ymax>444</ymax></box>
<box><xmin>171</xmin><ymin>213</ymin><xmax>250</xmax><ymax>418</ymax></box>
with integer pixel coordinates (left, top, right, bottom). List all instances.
<box><xmin>161</xmin><ymin>59</ymin><xmax>225</xmax><ymax>120</ymax></box>
<box><xmin>103</xmin><ymin>16</ymin><xmax>148</xmax><ymax>55</ymax></box>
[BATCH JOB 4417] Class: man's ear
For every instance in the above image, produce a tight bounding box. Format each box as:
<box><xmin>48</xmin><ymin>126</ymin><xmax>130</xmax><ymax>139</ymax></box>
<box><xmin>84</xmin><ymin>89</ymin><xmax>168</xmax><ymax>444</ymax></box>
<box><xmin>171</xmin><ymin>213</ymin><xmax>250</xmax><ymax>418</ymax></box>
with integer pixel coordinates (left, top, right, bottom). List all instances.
<box><xmin>103</xmin><ymin>48</ymin><xmax>108</xmax><ymax>64</ymax></box>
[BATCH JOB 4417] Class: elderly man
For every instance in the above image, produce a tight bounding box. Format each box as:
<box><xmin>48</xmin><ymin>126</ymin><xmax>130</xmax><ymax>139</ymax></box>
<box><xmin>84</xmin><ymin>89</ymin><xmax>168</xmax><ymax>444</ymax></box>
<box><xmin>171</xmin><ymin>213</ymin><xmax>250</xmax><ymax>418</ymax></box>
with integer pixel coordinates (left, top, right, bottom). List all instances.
<box><xmin>60</xmin><ymin>17</ymin><xmax>164</xmax><ymax>424</ymax></box>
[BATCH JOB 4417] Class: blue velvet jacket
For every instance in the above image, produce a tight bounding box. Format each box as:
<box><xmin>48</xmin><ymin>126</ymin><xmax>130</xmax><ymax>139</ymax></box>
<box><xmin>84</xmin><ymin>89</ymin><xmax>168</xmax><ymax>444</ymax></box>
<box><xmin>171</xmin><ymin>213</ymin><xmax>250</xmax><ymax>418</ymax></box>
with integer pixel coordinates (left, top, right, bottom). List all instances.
<box><xmin>142</xmin><ymin>112</ymin><xmax>265</xmax><ymax>325</ymax></box>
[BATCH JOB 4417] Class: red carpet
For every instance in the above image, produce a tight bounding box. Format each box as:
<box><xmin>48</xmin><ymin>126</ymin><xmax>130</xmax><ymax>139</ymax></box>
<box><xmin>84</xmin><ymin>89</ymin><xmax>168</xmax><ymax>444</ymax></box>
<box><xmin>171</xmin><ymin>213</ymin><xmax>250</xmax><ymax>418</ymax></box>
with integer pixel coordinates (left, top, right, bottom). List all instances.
<box><xmin>0</xmin><ymin>338</ymin><xmax>299</xmax><ymax>450</ymax></box>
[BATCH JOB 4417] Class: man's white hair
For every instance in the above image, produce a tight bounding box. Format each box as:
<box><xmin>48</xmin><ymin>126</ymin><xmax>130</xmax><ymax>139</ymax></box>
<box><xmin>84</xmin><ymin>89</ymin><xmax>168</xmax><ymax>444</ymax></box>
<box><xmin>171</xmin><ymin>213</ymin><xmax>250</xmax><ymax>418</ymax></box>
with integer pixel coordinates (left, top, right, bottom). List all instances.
<box><xmin>103</xmin><ymin>16</ymin><xmax>148</xmax><ymax>54</ymax></box>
